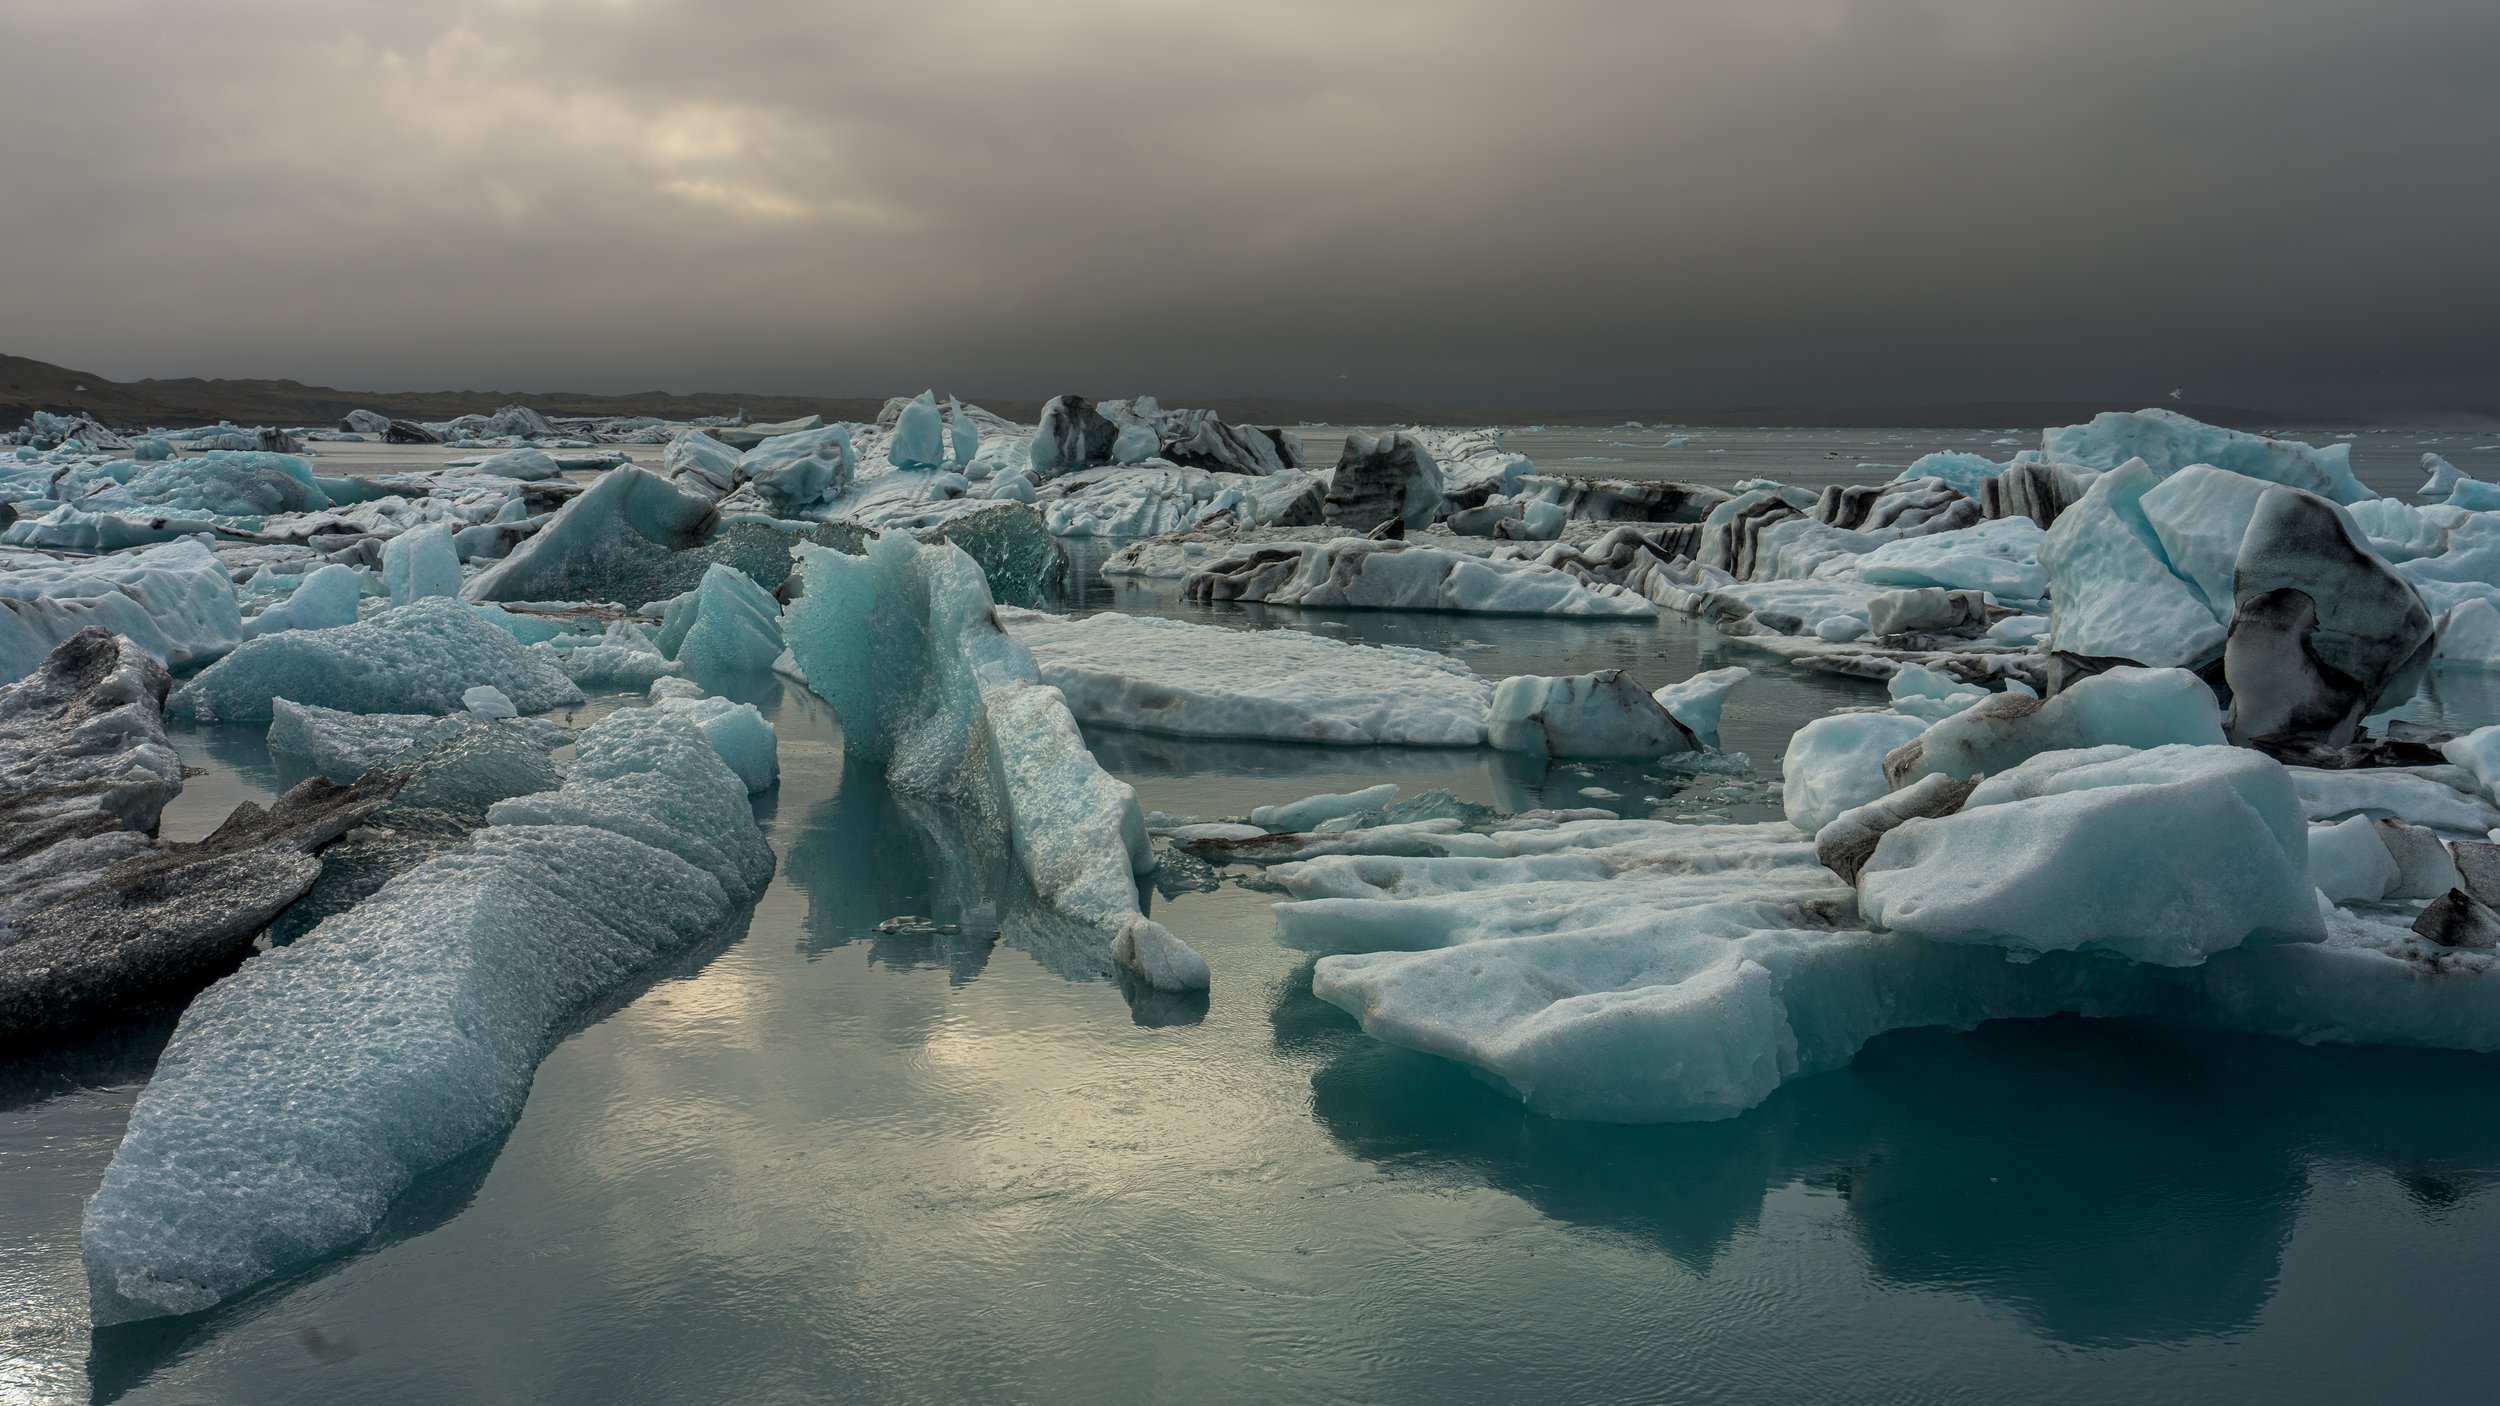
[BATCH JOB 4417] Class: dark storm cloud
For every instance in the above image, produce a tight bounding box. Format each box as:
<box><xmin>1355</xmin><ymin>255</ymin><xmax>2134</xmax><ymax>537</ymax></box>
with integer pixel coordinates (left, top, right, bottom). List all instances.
<box><xmin>2</xmin><ymin>0</ymin><xmax>2494</xmax><ymax>412</ymax></box>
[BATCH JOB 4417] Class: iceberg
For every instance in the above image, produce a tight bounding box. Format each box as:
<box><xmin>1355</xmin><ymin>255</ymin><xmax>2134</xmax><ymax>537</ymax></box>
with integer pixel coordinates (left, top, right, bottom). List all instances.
<box><xmin>738</xmin><ymin>425</ymin><xmax>857</xmax><ymax>514</ymax></box>
<box><xmin>1844</xmin><ymin>515</ymin><xmax>2046</xmax><ymax>600</ymax></box>
<box><xmin>650</xmin><ymin>690</ymin><xmax>778</xmax><ymax>793</ymax></box>
<box><xmin>466</xmin><ymin>446</ymin><xmax>565</xmax><ymax>481</ymax></box>
<box><xmin>662</xmin><ymin>428</ymin><xmax>746</xmax><ymax>496</ymax></box>
<box><xmin>2440</xmin><ymin>599</ymin><xmax>2500</xmax><ymax>672</ymax></box>
<box><xmin>1184</xmin><ymin>538</ymin><xmax>1656</xmax><ymax>617</ymax></box>
<box><xmin>999</xmin><ymin>609</ymin><xmax>1493</xmax><ymax>746</ymax></box>
<box><xmin>172</xmin><ymin>596</ymin><xmax>584</xmax><ymax>721</ymax></box>
<box><xmin>2310</xmin><ymin>815</ymin><xmax>2401</xmax><ymax>905</ymax></box>
<box><xmin>1</xmin><ymin>629</ymin><xmax>401</xmax><ymax>1043</ymax></box>
<box><xmin>543</xmin><ymin>620</ymin><xmax>682</xmax><ymax>692</ymax></box>
<box><xmin>1780</xmin><ymin>711</ymin><xmax>1931</xmax><ymax>831</ymax></box>
<box><xmin>654</xmin><ymin>563</ymin><xmax>786</xmax><ymax>675</ymax></box>
<box><xmin>1277</xmin><ymin>806</ymin><xmax>2500</xmax><ymax>1123</ymax></box>
<box><xmin>462</xmin><ymin>467</ymin><xmax>720</xmax><ymax>608</ymax></box>
<box><xmin>0</xmin><ymin>629</ymin><xmax>185</xmax><ymax>932</ymax></box>
<box><xmin>0</xmin><ymin>539</ymin><xmax>242</xmax><ymax>683</ymax></box>
<box><xmin>782</xmin><ymin>534</ymin><xmax>1206</xmax><ymax>990</ymax></box>
<box><xmin>1028</xmin><ymin>395</ymin><xmax>1120</xmax><ymax>477</ymax></box>
<box><xmin>1858</xmin><ymin>743</ymin><xmax>2324</xmax><ymax>965</ymax></box>
<box><xmin>1046</xmin><ymin>465</ymin><xmax>1323</xmax><ymax>538</ymax></box>
<box><xmin>1651</xmin><ymin>666</ymin><xmax>1748</xmax><ymax>748</ymax></box>
<box><xmin>1882</xmin><ymin>666</ymin><xmax>2225</xmax><ymax>786</ymax></box>
<box><xmin>888</xmin><ymin>391</ymin><xmax>946</xmax><ymax>470</ymax></box>
<box><xmin>2038</xmin><ymin>461</ymin><xmax>2227</xmax><ymax>670</ymax></box>
<box><xmin>381</xmin><ymin>521</ymin><xmax>463</xmax><ymax>606</ymax></box>
<box><xmin>2041</xmin><ymin>409</ymin><xmax>2371</xmax><ymax>504</ymax></box>
<box><xmin>242</xmin><ymin>562</ymin><xmax>365</xmax><ymax>639</ymax></box>
<box><xmin>1893</xmin><ymin>451</ymin><xmax>2003</xmax><ymax>498</ymax></box>
<box><xmin>1251</xmin><ymin>784</ymin><xmax>1403</xmax><ymax>833</ymax></box>
<box><xmin>123</xmin><ymin>451</ymin><xmax>328</xmax><ymax>518</ymax></box>
<box><xmin>948</xmin><ymin>399</ymin><xmax>981</xmax><ymax>469</ymax></box>
<box><xmin>1322</xmin><ymin>432</ymin><xmax>1443</xmax><ymax>534</ymax></box>
<box><xmin>2220</xmin><ymin>486</ymin><xmax>2432</xmax><ymax>751</ymax></box>
<box><xmin>81</xmin><ymin>707</ymin><xmax>772</xmax><ymax>1324</ymax></box>
<box><xmin>1486</xmin><ymin>670</ymin><xmax>1699</xmax><ymax>759</ymax></box>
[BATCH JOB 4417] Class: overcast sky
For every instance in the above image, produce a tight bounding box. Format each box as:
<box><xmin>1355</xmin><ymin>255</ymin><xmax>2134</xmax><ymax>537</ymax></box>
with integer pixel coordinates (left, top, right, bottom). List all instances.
<box><xmin>4</xmin><ymin>0</ymin><xmax>2494</xmax><ymax>412</ymax></box>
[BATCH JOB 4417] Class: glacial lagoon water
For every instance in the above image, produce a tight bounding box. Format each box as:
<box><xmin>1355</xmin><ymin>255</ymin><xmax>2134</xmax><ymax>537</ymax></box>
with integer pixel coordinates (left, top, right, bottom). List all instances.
<box><xmin>8</xmin><ymin>427</ymin><xmax>2500</xmax><ymax>1403</ymax></box>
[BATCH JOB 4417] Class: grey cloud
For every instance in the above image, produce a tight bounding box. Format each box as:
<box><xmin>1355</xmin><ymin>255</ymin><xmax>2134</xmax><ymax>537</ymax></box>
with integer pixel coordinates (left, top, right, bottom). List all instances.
<box><xmin>2</xmin><ymin>0</ymin><xmax>2494</xmax><ymax>413</ymax></box>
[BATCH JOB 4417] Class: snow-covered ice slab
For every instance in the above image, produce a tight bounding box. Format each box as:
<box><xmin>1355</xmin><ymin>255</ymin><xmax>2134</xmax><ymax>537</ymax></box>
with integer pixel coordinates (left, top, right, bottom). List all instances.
<box><xmin>81</xmin><ymin>707</ymin><xmax>772</xmax><ymax>1324</ymax></box>
<box><xmin>999</xmin><ymin>609</ymin><xmax>1492</xmax><ymax>746</ymax></box>
<box><xmin>172</xmin><ymin>596</ymin><xmax>584</xmax><ymax>721</ymax></box>
<box><xmin>784</xmin><ymin>534</ymin><xmax>1207</xmax><ymax>990</ymax></box>
<box><xmin>1280</xmin><ymin>814</ymin><xmax>2500</xmax><ymax>1123</ymax></box>
<box><xmin>1184</xmin><ymin>537</ymin><xmax>1656</xmax><ymax>616</ymax></box>
<box><xmin>0</xmin><ymin>539</ymin><xmax>242</xmax><ymax>683</ymax></box>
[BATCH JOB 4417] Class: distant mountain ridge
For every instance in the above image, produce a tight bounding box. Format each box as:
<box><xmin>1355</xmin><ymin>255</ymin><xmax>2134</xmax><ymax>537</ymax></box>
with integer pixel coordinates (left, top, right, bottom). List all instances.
<box><xmin>1</xmin><ymin>352</ymin><xmax>2330</xmax><ymax>433</ymax></box>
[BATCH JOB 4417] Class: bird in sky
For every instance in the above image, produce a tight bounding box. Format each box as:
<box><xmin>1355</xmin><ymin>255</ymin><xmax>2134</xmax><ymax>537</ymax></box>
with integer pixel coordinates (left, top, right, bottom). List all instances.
<box><xmin>2168</xmin><ymin>387</ymin><xmax>2185</xmax><ymax>401</ymax></box>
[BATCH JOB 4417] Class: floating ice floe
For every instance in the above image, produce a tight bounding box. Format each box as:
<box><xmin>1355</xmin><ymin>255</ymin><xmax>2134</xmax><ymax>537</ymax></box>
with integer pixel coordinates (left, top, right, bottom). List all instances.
<box><xmin>543</xmin><ymin>619</ymin><xmax>682</xmax><ymax>692</ymax></box>
<box><xmin>173</xmin><ymin>596</ymin><xmax>584</xmax><ymax>721</ymax></box>
<box><xmin>1264</xmin><ymin>748</ymin><xmax>2500</xmax><ymax>1123</ymax></box>
<box><xmin>0</xmin><ymin>539</ymin><xmax>242</xmax><ymax>683</ymax></box>
<box><xmin>783</xmin><ymin>533</ymin><xmax>1207</xmax><ymax>990</ymax></box>
<box><xmin>1486</xmin><ymin>670</ymin><xmax>1698</xmax><ymax>758</ymax></box>
<box><xmin>81</xmin><ymin>705</ymin><xmax>774</xmax><ymax>1324</ymax></box>
<box><xmin>0</xmin><ymin>629</ymin><xmax>185</xmax><ymax>936</ymax></box>
<box><xmin>1651</xmin><ymin>666</ymin><xmax>1749</xmax><ymax>748</ymax></box>
<box><xmin>998</xmin><ymin>609</ymin><xmax>1494</xmax><ymax>746</ymax></box>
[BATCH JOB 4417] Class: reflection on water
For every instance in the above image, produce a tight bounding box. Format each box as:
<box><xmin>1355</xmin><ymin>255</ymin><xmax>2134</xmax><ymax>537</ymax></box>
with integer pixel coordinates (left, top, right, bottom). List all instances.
<box><xmin>1297</xmin><ymin>981</ymin><xmax>2500</xmax><ymax>1354</ymax></box>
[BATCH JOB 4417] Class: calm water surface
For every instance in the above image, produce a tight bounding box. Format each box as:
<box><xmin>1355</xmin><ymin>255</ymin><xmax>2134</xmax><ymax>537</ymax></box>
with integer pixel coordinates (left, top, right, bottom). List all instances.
<box><xmin>5</xmin><ymin>428</ymin><xmax>2500</xmax><ymax>1403</ymax></box>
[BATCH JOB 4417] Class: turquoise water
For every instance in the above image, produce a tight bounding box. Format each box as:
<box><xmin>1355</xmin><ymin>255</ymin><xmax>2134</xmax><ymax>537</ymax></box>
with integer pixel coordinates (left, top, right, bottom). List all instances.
<box><xmin>8</xmin><ymin>439</ymin><xmax>2500</xmax><ymax>1401</ymax></box>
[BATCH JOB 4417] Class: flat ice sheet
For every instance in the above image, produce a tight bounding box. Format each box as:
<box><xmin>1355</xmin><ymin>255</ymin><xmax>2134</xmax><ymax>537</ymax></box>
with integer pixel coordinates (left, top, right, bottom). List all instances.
<box><xmin>1000</xmin><ymin>608</ymin><xmax>1493</xmax><ymax>746</ymax></box>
